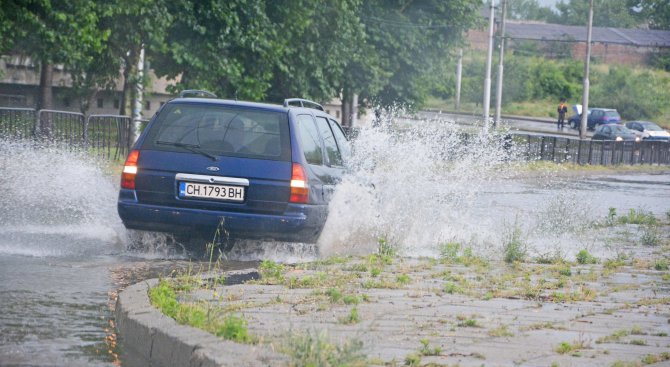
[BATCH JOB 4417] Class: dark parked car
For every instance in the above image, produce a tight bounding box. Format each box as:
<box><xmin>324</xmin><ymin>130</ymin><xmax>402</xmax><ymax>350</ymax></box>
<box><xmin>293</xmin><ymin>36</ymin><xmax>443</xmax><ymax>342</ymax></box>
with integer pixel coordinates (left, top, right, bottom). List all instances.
<box><xmin>624</xmin><ymin>121</ymin><xmax>670</xmax><ymax>141</ymax></box>
<box><xmin>569</xmin><ymin>108</ymin><xmax>621</xmax><ymax>130</ymax></box>
<box><xmin>118</xmin><ymin>92</ymin><xmax>350</xmax><ymax>245</ymax></box>
<box><xmin>591</xmin><ymin>124</ymin><xmax>640</xmax><ymax>142</ymax></box>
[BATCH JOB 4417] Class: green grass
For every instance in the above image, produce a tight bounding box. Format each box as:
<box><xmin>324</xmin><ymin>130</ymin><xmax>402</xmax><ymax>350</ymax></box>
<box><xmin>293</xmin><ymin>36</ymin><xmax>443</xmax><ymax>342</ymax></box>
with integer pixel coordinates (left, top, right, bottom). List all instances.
<box><xmin>576</xmin><ymin>249</ymin><xmax>598</xmax><ymax>264</ymax></box>
<box><xmin>283</xmin><ymin>331</ymin><xmax>366</xmax><ymax>367</ymax></box>
<box><xmin>503</xmin><ymin>222</ymin><xmax>527</xmax><ymax>263</ymax></box>
<box><xmin>654</xmin><ymin>259</ymin><xmax>669</xmax><ymax>271</ymax></box>
<box><xmin>339</xmin><ymin>307</ymin><xmax>361</xmax><ymax>324</ymax></box>
<box><xmin>149</xmin><ymin>279</ymin><xmax>254</xmax><ymax>344</ymax></box>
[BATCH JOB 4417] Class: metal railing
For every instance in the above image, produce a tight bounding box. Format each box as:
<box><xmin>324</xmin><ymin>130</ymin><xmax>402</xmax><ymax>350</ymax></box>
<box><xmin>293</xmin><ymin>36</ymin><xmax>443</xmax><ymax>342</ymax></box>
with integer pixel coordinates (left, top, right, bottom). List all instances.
<box><xmin>0</xmin><ymin>107</ymin><xmax>136</xmax><ymax>160</ymax></box>
<box><xmin>1</xmin><ymin>107</ymin><xmax>668</xmax><ymax>165</ymax></box>
<box><xmin>515</xmin><ymin>134</ymin><xmax>670</xmax><ymax>165</ymax></box>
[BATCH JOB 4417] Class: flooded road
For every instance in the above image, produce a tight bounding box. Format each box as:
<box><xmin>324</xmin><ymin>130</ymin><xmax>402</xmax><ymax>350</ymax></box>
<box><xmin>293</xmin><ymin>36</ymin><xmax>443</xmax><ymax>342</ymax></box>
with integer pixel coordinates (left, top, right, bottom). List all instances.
<box><xmin>1</xmin><ymin>171</ymin><xmax>667</xmax><ymax>366</ymax></box>
<box><xmin>0</xmin><ymin>137</ymin><xmax>668</xmax><ymax>366</ymax></box>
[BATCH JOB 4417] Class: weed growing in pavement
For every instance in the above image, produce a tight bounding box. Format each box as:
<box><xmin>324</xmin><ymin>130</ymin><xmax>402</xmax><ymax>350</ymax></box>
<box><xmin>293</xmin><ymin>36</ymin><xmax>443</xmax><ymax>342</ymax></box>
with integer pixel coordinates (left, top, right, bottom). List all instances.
<box><xmin>396</xmin><ymin>273</ymin><xmax>411</xmax><ymax>285</ymax></box>
<box><xmin>282</xmin><ymin>331</ymin><xmax>366</xmax><ymax>367</ymax></box>
<box><xmin>596</xmin><ymin>329</ymin><xmax>630</xmax><ymax>344</ymax></box>
<box><xmin>404</xmin><ymin>352</ymin><xmax>422</xmax><ymax>367</ymax></box>
<box><xmin>342</xmin><ymin>295</ymin><xmax>360</xmax><ymax>305</ymax></box>
<box><xmin>149</xmin><ymin>279</ymin><xmax>255</xmax><ymax>344</ymax></box>
<box><xmin>617</xmin><ymin>208</ymin><xmax>657</xmax><ymax>226</ymax></box>
<box><xmin>339</xmin><ymin>307</ymin><xmax>361</xmax><ymax>324</ymax></box>
<box><xmin>654</xmin><ymin>259</ymin><xmax>669</xmax><ymax>271</ymax></box>
<box><xmin>576</xmin><ymin>249</ymin><xmax>598</xmax><ymax>264</ymax></box>
<box><xmin>215</xmin><ymin>314</ymin><xmax>252</xmax><ymax>343</ymax></box>
<box><xmin>555</xmin><ymin>340</ymin><xmax>589</xmax><ymax>355</ymax></box>
<box><xmin>258</xmin><ymin>260</ymin><xmax>285</xmax><ymax>284</ymax></box>
<box><xmin>377</xmin><ymin>237</ymin><xmax>396</xmax><ymax>259</ymax></box>
<box><xmin>418</xmin><ymin>338</ymin><xmax>442</xmax><ymax>356</ymax></box>
<box><xmin>641</xmin><ymin>352</ymin><xmax>670</xmax><ymax>364</ymax></box>
<box><xmin>502</xmin><ymin>221</ymin><xmax>527</xmax><ymax>263</ymax></box>
<box><xmin>438</xmin><ymin>242</ymin><xmax>489</xmax><ymax>267</ymax></box>
<box><xmin>326</xmin><ymin>287</ymin><xmax>343</xmax><ymax>303</ymax></box>
<box><xmin>640</xmin><ymin>224</ymin><xmax>660</xmax><ymax>246</ymax></box>
<box><xmin>488</xmin><ymin>325</ymin><xmax>514</xmax><ymax>337</ymax></box>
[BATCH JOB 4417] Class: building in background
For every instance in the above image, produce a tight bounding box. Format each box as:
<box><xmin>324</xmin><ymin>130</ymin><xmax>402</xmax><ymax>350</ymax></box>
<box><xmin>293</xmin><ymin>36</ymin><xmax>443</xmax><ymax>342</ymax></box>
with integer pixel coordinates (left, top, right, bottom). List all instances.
<box><xmin>0</xmin><ymin>54</ymin><xmax>173</xmax><ymax>118</ymax></box>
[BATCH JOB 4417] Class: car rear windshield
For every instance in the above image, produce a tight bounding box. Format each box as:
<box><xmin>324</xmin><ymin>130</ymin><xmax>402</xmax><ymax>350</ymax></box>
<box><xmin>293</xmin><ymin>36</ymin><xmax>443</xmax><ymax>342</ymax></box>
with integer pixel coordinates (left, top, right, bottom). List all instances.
<box><xmin>143</xmin><ymin>103</ymin><xmax>290</xmax><ymax>161</ymax></box>
<box><xmin>605</xmin><ymin>111</ymin><xmax>620</xmax><ymax>119</ymax></box>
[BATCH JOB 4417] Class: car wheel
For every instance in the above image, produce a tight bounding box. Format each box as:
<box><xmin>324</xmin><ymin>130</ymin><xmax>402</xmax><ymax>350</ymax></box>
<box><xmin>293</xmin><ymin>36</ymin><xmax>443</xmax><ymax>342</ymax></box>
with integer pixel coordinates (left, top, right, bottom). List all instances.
<box><xmin>571</xmin><ymin>120</ymin><xmax>577</xmax><ymax>129</ymax></box>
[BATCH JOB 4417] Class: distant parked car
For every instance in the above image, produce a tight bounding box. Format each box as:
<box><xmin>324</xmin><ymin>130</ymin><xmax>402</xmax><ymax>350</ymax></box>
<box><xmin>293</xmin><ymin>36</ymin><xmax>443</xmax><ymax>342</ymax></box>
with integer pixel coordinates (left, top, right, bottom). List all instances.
<box><xmin>624</xmin><ymin>121</ymin><xmax>670</xmax><ymax>142</ymax></box>
<box><xmin>569</xmin><ymin>108</ymin><xmax>621</xmax><ymax>131</ymax></box>
<box><xmin>591</xmin><ymin>124</ymin><xmax>640</xmax><ymax>142</ymax></box>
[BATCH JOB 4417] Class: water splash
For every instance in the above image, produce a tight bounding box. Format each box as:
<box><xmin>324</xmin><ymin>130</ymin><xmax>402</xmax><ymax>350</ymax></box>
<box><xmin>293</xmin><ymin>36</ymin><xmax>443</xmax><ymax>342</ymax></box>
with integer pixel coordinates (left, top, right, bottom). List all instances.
<box><xmin>317</xmin><ymin>113</ymin><xmax>614</xmax><ymax>261</ymax></box>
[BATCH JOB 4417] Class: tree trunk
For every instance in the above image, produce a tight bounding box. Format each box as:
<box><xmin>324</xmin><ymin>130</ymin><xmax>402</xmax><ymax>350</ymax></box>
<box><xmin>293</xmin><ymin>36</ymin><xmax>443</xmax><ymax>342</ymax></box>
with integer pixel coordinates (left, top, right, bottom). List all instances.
<box><xmin>341</xmin><ymin>88</ymin><xmax>351</xmax><ymax>127</ymax></box>
<box><xmin>37</xmin><ymin>60</ymin><xmax>54</xmax><ymax>137</ymax></box>
<box><xmin>37</xmin><ymin>60</ymin><xmax>53</xmax><ymax>110</ymax></box>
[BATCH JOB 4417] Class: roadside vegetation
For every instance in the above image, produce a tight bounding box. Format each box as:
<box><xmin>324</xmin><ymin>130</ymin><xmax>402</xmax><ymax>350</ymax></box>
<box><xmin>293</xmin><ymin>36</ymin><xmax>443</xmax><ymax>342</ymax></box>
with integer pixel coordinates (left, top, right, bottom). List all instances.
<box><xmin>147</xmin><ymin>207</ymin><xmax>669</xmax><ymax>365</ymax></box>
<box><xmin>428</xmin><ymin>53</ymin><xmax>670</xmax><ymax>129</ymax></box>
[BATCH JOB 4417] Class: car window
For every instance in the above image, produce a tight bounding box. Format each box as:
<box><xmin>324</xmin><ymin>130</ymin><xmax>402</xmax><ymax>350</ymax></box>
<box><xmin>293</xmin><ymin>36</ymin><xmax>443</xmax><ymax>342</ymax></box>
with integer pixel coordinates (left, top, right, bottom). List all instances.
<box><xmin>143</xmin><ymin>103</ymin><xmax>290</xmax><ymax>160</ymax></box>
<box><xmin>315</xmin><ymin>116</ymin><xmax>342</xmax><ymax>166</ymax></box>
<box><xmin>603</xmin><ymin>126</ymin><xmax>611</xmax><ymax>134</ymax></box>
<box><xmin>328</xmin><ymin>119</ymin><xmax>351</xmax><ymax>160</ymax></box>
<box><xmin>605</xmin><ymin>111</ymin><xmax>620</xmax><ymax>119</ymax></box>
<box><xmin>296</xmin><ymin>114</ymin><xmax>323</xmax><ymax>165</ymax></box>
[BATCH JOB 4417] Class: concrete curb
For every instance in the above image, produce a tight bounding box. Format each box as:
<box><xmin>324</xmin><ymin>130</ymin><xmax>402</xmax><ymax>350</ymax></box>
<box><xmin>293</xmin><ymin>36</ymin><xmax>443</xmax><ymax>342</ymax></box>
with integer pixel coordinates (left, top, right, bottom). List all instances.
<box><xmin>115</xmin><ymin>270</ymin><xmax>289</xmax><ymax>367</ymax></box>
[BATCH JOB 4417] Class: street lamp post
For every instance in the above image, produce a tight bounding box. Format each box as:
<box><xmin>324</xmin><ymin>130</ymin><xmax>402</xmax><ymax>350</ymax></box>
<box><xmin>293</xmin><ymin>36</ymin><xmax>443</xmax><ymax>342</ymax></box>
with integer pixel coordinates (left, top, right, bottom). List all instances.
<box><xmin>580</xmin><ymin>0</ymin><xmax>594</xmax><ymax>140</ymax></box>
<box><xmin>483</xmin><ymin>0</ymin><xmax>495</xmax><ymax>133</ymax></box>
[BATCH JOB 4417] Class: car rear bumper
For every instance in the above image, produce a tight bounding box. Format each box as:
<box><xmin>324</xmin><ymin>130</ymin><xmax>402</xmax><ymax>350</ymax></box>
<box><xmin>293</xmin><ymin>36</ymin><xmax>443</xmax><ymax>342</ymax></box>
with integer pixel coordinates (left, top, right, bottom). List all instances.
<box><xmin>117</xmin><ymin>191</ymin><xmax>327</xmax><ymax>242</ymax></box>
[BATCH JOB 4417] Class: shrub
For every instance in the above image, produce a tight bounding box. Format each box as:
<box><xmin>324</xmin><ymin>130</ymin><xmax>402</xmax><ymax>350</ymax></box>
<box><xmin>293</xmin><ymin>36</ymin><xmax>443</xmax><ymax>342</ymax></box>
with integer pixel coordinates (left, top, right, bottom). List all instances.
<box><xmin>576</xmin><ymin>249</ymin><xmax>598</xmax><ymax>264</ymax></box>
<box><xmin>503</xmin><ymin>223</ymin><xmax>527</xmax><ymax>263</ymax></box>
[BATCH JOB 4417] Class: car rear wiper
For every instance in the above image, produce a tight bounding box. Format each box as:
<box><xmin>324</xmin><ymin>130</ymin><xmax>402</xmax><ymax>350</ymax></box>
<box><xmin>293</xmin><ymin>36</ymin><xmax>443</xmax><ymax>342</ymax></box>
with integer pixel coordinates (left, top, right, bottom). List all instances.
<box><xmin>155</xmin><ymin>140</ymin><xmax>218</xmax><ymax>161</ymax></box>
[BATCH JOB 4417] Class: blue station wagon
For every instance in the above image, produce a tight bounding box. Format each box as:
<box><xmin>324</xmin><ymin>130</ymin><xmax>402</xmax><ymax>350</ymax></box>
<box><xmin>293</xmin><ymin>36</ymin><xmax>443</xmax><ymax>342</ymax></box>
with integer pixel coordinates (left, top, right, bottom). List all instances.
<box><xmin>117</xmin><ymin>92</ymin><xmax>350</xmax><ymax>245</ymax></box>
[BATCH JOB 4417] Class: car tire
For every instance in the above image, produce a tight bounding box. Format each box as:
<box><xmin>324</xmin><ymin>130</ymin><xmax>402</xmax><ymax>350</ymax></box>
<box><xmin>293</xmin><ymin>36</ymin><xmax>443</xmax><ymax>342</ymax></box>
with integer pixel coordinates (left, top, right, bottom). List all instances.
<box><xmin>571</xmin><ymin>120</ymin><xmax>577</xmax><ymax>129</ymax></box>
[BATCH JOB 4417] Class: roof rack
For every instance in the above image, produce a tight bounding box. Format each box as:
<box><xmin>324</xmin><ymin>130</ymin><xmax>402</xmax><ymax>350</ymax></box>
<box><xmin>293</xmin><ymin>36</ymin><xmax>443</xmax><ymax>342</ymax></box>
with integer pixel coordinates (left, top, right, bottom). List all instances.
<box><xmin>283</xmin><ymin>98</ymin><xmax>324</xmax><ymax>111</ymax></box>
<box><xmin>179</xmin><ymin>90</ymin><xmax>218</xmax><ymax>99</ymax></box>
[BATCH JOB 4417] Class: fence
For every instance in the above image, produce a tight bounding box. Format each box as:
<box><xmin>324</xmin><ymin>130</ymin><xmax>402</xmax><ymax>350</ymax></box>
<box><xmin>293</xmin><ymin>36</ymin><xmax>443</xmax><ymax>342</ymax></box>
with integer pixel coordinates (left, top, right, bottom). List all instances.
<box><xmin>1</xmin><ymin>107</ymin><xmax>669</xmax><ymax>165</ymax></box>
<box><xmin>515</xmin><ymin>134</ymin><xmax>670</xmax><ymax>165</ymax></box>
<box><xmin>0</xmin><ymin>107</ymin><xmax>135</xmax><ymax>160</ymax></box>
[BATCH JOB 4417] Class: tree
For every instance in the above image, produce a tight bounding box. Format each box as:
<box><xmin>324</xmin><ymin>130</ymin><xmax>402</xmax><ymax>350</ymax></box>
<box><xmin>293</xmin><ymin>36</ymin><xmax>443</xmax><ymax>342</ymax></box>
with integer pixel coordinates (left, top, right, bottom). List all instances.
<box><xmin>552</xmin><ymin>0</ymin><xmax>642</xmax><ymax>28</ymax></box>
<box><xmin>340</xmin><ymin>0</ymin><xmax>481</xmax><ymax>122</ymax></box>
<box><xmin>2</xmin><ymin>0</ymin><xmax>107</xmax><ymax>111</ymax></box>
<box><xmin>99</xmin><ymin>0</ymin><xmax>172</xmax><ymax>115</ymax></box>
<box><xmin>633</xmin><ymin>0</ymin><xmax>670</xmax><ymax>30</ymax></box>
<box><xmin>150</xmin><ymin>0</ymin><xmax>279</xmax><ymax>101</ymax></box>
<box><xmin>506</xmin><ymin>0</ymin><xmax>555</xmax><ymax>22</ymax></box>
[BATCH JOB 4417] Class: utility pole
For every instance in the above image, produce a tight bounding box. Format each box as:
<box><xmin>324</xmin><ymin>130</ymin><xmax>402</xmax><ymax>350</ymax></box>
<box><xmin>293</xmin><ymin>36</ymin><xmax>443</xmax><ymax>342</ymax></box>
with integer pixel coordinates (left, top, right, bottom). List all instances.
<box><xmin>455</xmin><ymin>48</ymin><xmax>463</xmax><ymax>112</ymax></box>
<box><xmin>483</xmin><ymin>0</ymin><xmax>495</xmax><ymax>133</ymax></box>
<box><xmin>580</xmin><ymin>0</ymin><xmax>593</xmax><ymax>140</ymax></box>
<box><xmin>131</xmin><ymin>45</ymin><xmax>145</xmax><ymax>144</ymax></box>
<box><xmin>494</xmin><ymin>0</ymin><xmax>506</xmax><ymax>128</ymax></box>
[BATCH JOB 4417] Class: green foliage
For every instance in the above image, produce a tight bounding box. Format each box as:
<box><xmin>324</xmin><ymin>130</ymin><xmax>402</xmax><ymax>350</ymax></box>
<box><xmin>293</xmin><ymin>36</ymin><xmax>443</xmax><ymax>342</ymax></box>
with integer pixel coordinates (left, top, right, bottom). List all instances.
<box><xmin>654</xmin><ymin>259</ymin><xmax>669</xmax><ymax>271</ymax></box>
<box><xmin>404</xmin><ymin>352</ymin><xmax>422</xmax><ymax>367</ymax></box>
<box><xmin>576</xmin><ymin>249</ymin><xmax>598</xmax><ymax>264</ymax></box>
<box><xmin>396</xmin><ymin>274</ymin><xmax>411</xmax><ymax>285</ymax></box>
<box><xmin>149</xmin><ymin>279</ymin><xmax>254</xmax><ymax>343</ymax></box>
<box><xmin>326</xmin><ymin>288</ymin><xmax>342</xmax><ymax>303</ymax></box>
<box><xmin>284</xmin><ymin>331</ymin><xmax>366</xmax><ymax>367</ymax></box>
<box><xmin>616</xmin><ymin>208</ymin><xmax>658</xmax><ymax>226</ymax></box>
<box><xmin>259</xmin><ymin>260</ymin><xmax>285</xmax><ymax>283</ymax></box>
<box><xmin>552</xmin><ymin>0</ymin><xmax>642</xmax><ymax>28</ymax></box>
<box><xmin>591</xmin><ymin>67</ymin><xmax>670</xmax><ymax>120</ymax></box>
<box><xmin>419</xmin><ymin>338</ymin><xmax>442</xmax><ymax>356</ymax></box>
<box><xmin>377</xmin><ymin>237</ymin><xmax>396</xmax><ymax>259</ymax></box>
<box><xmin>215</xmin><ymin>314</ymin><xmax>252</xmax><ymax>343</ymax></box>
<box><xmin>340</xmin><ymin>307</ymin><xmax>360</xmax><ymax>325</ymax></box>
<box><xmin>502</xmin><ymin>222</ymin><xmax>527</xmax><ymax>263</ymax></box>
<box><xmin>640</xmin><ymin>225</ymin><xmax>660</xmax><ymax>246</ymax></box>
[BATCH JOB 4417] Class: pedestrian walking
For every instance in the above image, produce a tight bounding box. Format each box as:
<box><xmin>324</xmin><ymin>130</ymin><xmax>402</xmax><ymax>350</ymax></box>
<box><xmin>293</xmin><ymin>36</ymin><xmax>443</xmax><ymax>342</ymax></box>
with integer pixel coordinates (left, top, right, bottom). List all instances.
<box><xmin>557</xmin><ymin>99</ymin><xmax>568</xmax><ymax>130</ymax></box>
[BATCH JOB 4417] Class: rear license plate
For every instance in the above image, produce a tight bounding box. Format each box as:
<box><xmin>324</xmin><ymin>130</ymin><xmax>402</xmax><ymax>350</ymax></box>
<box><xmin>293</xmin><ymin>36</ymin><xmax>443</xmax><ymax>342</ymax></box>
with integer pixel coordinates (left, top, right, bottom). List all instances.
<box><xmin>179</xmin><ymin>182</ymin><xmax>244</xmax><ymax>202</ymax></box>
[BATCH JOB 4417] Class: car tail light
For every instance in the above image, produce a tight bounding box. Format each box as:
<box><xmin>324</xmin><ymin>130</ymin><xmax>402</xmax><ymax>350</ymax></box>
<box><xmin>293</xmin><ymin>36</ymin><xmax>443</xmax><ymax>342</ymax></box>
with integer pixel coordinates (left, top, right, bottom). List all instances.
<box><xmin>289</xmin><ymin>163</ymin><xmax>309</xmax><ymax>203</ymax></box>
<box><xmin>121</xmin><ymin>150</ymin><xmax>140</xmax><ymax>189</ymax></box>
